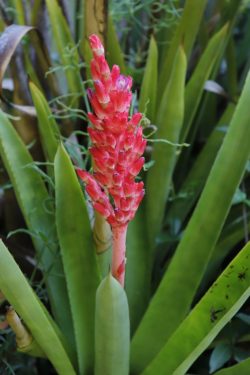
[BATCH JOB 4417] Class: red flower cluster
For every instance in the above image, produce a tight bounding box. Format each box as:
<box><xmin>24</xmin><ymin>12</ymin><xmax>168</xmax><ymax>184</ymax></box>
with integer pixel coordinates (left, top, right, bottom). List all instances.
<box><xmin>77</xmin><ymin>34</ymin><xmax>146</xmax><ymax>228</ymax></box>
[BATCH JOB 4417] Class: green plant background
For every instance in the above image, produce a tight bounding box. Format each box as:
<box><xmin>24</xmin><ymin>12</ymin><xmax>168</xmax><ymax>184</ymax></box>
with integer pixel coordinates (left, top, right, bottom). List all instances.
<box><xmin>0</xmin><ymin>0</ymin><xmax>250</xmax><ymax>374</ymax></box>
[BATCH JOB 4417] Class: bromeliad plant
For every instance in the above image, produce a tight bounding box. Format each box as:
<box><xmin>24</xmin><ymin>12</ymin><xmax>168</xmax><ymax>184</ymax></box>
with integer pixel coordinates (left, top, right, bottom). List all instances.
<box><xmin>0</xmin><ymin>1</ymin><xmax>250</xmax><ymax>375</ymax></box>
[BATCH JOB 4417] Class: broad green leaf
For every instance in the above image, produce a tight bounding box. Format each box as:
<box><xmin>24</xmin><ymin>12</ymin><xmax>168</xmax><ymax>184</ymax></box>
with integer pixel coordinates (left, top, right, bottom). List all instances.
<box><xmin>181</xmin><ymin>24</ymin><xmax>228</xmax><ymax>142</ymax></box>
<box><xmin>55</xmin><ymin>144</ymin><xmax>100</xmax><ymax>375</ymax></box>
<box><xmin>107</xmin><ymin>16</ymin><xmax>126</xmax><ymax>74</ymax></box>
<box><xmin>29</xmin><ymin>82</ymin><xmax>60</xmax><ymax>163</ymax></box>
<box><xmin>158</xmin><ymin>0</ymin><xmax>207</xmax><ymax>98</ymax></box>
<box><xmin>131</xmin><ymin>69</ymin><xmax>250</xmax><ymax>372</ymax></box>
<box><xmin>0</xmin><ymin>240</ymin><xmax>76</xmax><ymax>375</ymax></box>
<box><xmin>165</xmin><ymin>104</ymin><xmax>235</xmax><ymax>237</ymax></box>
<box><xmin>139</xmin><ymin>36</ymin><xmax>158</xmax><ymax>123</ymax></box>
<box><xmin>141</xmin><ymin>242</ymin><xmax>250</xmax><ymax>375</ymax></box>
<box><xmin>126</xmin><ymin>204</ymin><xmax>151</xmax><ymax>334</ymax></box>
<box><xmin>95</xmin><ymin>274</ymin><xmax>130</xmax><ymax>375</ymax></box>
<box><xmin>0</xmin><ymin>110</ymin><xmax>74</xmax><ymax>347</ymax></box>
<box><xmin>45</xmin><ymin>0</ymin><xmax>82</xmax><ymax>95</ymax></box>
<box><xmin>146</xmin><ymin>46</ymin><xmax>186</xmax><ymax>250</ymax></box>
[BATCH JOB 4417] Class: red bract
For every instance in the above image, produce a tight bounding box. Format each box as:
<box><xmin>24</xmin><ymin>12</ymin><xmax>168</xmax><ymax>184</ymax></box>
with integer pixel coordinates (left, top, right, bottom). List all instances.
<box><xmin>77</xmin><ymin>34</ymin><xmax>146</xmax><ymax>229</ymax></box>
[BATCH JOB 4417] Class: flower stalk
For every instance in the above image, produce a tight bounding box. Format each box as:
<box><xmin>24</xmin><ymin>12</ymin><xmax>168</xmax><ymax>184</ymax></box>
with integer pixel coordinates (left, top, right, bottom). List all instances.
<box><xmin>78</xmin><ymin>34</ymin><xmax>146</xmax><ymax>286</ymax></box>
<box><xmin>111</xmin><ymin>224</ymin><xmax>128</xmax><ymax>286</ymax></box>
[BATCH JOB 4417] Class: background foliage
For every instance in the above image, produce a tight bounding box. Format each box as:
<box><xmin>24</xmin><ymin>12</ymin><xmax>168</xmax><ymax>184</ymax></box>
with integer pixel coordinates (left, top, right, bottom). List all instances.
<box><xmin>0</xmin><ymin>0</ymin><xmax>250</xmax><ymax>374</ymax></box>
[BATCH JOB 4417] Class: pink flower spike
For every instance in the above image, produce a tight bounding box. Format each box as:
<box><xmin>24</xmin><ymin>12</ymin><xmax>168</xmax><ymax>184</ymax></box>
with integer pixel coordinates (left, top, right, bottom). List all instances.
<box><xmin>78</xmin><ymin>34</ymin><xmax>147</xmax><ymax>286</ymax></box>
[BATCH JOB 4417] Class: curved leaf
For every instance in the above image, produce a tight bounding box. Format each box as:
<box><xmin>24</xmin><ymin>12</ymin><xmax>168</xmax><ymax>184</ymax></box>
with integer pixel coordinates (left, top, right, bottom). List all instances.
<box><xmin>0</xmin><ymin>109</ymin><xmax>74</xmax><ymax>348</ymax></box>
<box><xmin>141</xmin><ymin>242</ymin><xmax>250</xmax><ymax>375</ymax></box>
<box><xmin>0</xmin><ymin>240</ymin><xmax>76</xmax><ymax>375</ymax></box>
<box><xmin>0</xmin><ymin>24</ymin><xmax>33</xmax><ymax>91</ymax></box>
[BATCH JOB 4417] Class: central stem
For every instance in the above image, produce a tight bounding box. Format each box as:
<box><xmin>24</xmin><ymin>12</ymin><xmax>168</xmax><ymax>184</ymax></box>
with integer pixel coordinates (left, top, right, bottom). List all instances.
<box><xmin>111</xmin><ymin>224</ymin><xmax>128</xmax><ymax>287</ymax></box>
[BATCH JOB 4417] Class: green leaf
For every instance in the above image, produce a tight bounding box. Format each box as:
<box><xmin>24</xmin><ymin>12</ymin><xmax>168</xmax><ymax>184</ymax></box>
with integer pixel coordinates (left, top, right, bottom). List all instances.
<box><xmin>55</xmin><ymin>144</ymin><xmax>100</xmax><ymax>375</ymax></box>
<box><xmin>0</xmin><ymin>240</ymin><xmax>76</xmax><ymax>375</ymax></box>
<box><xmin>181</xmin><ymin>24</ymin><xmax>228</xmax><ymax>142</ymax></box>
<box><xmin>201</xmin><ymin>212</ymin><xmax>250</xmax><ymax>291</ymax></box>
<box><xmin>209</xmin><ymin>343</ymin><xmax>232</xmax><ymax>373</ymax></box>
<box><xmin>0</xmin><ymin>110</ymin><xmax>74</xmax><ymax>347</ymax></box>
<box><xmin>192</xmin><ymin>0</ymin><xmax>242</xmax><ymax>142</ymax></box>
<box><xmin>165</xmin><ymin>103</ymin><xmax>235</xmax><ymax>237</ymax></box>
<box><xmin>126</xmin><ymin>204</ymin><xmax>151</xmax><ymax>334</ymax></box>
<box><xmin>214</xmin><ymin>358</ymin><xmax>250</xmax><ymax>375</ymax></box>
<box><xmin>138</xmin><ymin>36</ymin><xmax>158</xmax><ymax>123</ymax></box>
<box><xmin>146</xmin><ymin>46</ymin><xmax>186</xmax><ymax>250</ymax></box>
<box><xmin>107</xmin><ymin>16</ymin><xmax>126</xmax><ymax>74</ymax></box>
<box><xmin>95</xmin><ymin>274</ymin><xmax>130</xmax><ymax>375</ymax></box>
<box><xmin>131</xmin><ymin>68</ymin><xmax>250</xmax><ymax>372</ymax></box>
<box><xmin>158</xmin><ymin>0</ymin><xmax>207</xmax><ymax>99</ymax></box>
<box><xmin>45</xmin><ymin>0</ymin><xmax>82</xmax><ymax>95</ymax></box>
<box><xmin>29</xmin><ymin>82</ymin><xmax>60</xmax><ymax>164</ymax></box>
<box><xmin>140</xmin><ymin>242</ymin><xmax>250</xmax><ymax>375</ymax></box>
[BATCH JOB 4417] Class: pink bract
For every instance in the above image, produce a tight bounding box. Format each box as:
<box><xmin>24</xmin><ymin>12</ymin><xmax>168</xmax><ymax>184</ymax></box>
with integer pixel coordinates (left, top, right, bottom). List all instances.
<box><xmin>77</xmin><ymin>34</ymin><xmax>146</xmax><ymax>228</ymax></box>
